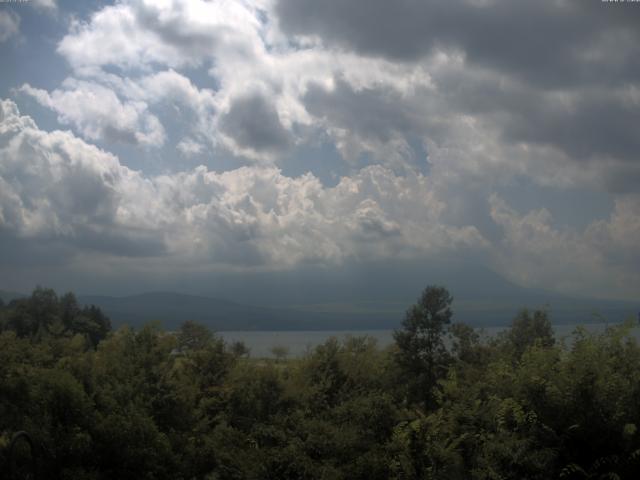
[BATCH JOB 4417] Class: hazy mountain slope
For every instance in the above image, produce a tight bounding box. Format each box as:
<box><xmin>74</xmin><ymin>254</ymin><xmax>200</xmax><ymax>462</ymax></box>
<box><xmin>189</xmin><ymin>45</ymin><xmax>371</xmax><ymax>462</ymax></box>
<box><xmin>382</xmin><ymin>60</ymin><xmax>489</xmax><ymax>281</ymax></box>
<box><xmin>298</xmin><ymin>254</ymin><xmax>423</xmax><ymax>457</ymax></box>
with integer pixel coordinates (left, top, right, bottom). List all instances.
<box><xmin>77</xmin><ymin>265</ymin><xmax>638</xmax><ymax>331</ymax></box>
<box><xmin>200</xmin><ymin>260</ymin><xmax>638</xmax><ymax>328</ymax></box>
<box><xmin>4</xmin><ymin>261</ymin><xmax>636</xmax><ymax>330</ymax></box>
<box><xmin>78</xmin><ymin>292</ymin><xmax>289</xmax><ymax>331</ymax></box>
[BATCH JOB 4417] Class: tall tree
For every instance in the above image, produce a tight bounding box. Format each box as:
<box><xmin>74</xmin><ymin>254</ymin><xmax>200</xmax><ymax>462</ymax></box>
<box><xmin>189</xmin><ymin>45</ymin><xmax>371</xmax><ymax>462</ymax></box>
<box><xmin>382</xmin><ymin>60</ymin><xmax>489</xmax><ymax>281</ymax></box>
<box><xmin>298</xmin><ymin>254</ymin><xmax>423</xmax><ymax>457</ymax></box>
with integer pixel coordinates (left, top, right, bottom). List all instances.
<box><xmin>177</xmin><ymin>320</ymin><xmax>214</xmax><ymax>352</ymax></box>
<box><xmin>505</xmin><ymin>308</ymin><xmax>554</xmax><ymax>359</ymax></box>
<box><xmin>393</xmin><ymin>285</ymin><xmax>453</xmax><ymax>409</ymax></box>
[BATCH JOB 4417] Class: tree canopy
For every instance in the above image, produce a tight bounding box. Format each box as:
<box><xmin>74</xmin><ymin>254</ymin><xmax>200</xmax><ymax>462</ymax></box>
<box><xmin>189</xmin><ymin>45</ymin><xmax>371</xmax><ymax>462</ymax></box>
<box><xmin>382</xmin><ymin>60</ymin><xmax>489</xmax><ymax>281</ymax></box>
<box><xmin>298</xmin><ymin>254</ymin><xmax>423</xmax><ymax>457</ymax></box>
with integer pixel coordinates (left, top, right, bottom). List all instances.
<box><xmin>1</xmin><ymin>286</ymin><xmax>639</xmax><ymax>479</ymax></box>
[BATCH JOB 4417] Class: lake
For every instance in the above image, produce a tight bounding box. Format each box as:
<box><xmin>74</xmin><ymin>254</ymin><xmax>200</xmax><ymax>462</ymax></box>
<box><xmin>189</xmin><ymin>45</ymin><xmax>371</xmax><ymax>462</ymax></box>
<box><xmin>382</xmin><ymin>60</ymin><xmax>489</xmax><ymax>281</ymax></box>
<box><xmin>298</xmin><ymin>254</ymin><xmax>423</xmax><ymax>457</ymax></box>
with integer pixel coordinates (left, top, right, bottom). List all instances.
<box><xmin>220</xmin><ymin>322</ymin><xmax>640</xmax><ymax>358</ymax></box>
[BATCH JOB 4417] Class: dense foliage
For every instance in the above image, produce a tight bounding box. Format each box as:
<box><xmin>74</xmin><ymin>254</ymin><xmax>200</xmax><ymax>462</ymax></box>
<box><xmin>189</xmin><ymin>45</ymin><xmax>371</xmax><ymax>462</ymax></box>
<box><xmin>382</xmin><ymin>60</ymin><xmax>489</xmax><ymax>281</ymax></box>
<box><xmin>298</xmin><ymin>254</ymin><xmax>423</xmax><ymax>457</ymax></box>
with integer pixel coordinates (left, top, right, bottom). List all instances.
<box><xmin>1</xmin><ymin>287</ymin><xmax>639</xmax><ymax>479</ymax></box>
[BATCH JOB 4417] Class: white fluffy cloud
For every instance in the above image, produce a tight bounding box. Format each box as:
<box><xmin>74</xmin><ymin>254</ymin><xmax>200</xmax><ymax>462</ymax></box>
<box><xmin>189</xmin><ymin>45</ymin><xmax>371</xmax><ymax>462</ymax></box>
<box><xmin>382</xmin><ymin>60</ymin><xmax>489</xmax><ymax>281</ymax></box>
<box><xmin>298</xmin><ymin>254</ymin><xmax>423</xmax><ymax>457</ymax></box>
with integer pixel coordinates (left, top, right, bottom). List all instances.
<box><xmin>57</xmin><ymin>0</ymin><xmax>263</xmax><ymax>72</ymax></box>
<box><xmin>47</xmin><ymin>0</ymin><xmax>640</xmax><ymax>191</ymax></box>
<box><xmin>1</xmin><ymin>96</ymin><xmax>639</xmax><ymax>298</ymax></box>
<box><xmin>20</xmin><ymin>80</ymin><xmax>165</xmax><ymax>146</ymax></box>
<box><xmin>19</xmin><ymin>69</ymin><xmax>222</xmax><ymax>149</ymax></box>
<box><xmin>489</xmin><ymin>194</ymin><xmax>640</xmax><ymax>299</ymax></box>
<box><xmin>0</xmin><ymin>99</ymin><xmax>485</xmax><ymax>271</ymax></box>
<box><xmin>51</xmin><ymin>0</ymin><xmax>439</xmax><ymax>163</ymax></box>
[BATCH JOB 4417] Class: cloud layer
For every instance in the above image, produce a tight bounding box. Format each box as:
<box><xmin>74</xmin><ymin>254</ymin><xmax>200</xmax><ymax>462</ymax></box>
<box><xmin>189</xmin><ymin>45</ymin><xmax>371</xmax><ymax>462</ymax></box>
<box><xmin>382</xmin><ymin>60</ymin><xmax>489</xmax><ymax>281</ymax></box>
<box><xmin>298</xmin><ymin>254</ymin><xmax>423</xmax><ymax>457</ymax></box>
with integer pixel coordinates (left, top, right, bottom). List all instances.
<box><xmin>1</xmin><ymin>0</ymin><xmax>639</xmax><ymax>299</ymax></box>
<box><xmin>0</xmin><ymin>99</ymin><xmax>484</xmax><ymax>269</ymax></box>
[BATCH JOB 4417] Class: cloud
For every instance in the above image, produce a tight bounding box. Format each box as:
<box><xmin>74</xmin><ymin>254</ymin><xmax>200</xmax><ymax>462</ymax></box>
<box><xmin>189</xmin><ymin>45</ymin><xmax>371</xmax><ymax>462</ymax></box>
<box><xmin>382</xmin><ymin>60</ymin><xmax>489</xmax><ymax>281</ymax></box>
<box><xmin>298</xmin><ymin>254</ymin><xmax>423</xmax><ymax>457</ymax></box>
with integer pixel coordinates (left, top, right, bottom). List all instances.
<box><xmin>271</xmin><ymin>0</ymin><xmax>640</xmax><ymax>190</ymax></box>
<box><xmin>47</xmin><ymin>0</ymin><xmax>640</xmax><ymax>182</ymax></box>
<box><xmin>52</xmin><ymin>0</ymin><xmax>438</xmax><ymax>162</ymax></box>
<box><xmin>176</xmin><ymin>138</ymin><xmax>205</xmax><ymax>157</ymax></box>
<box><xmin>275</xmin><ymin>0</ymin><xmax>640</xmax><ymax>88</ymax></box>
<box><xmin>587</xmin><ymin>195</ymin><xmax>640</xmax><ymax>270</ymax></box>
<box><xmin>2</xmin><ymin>97</ymin><xmax>638</xmax><ymax>299</ymax></box>
<box><xmin>0</xmin><ymin>98</ymin><xmax>165</xmax><ymax>258</ymax></box>
<box><xmin>31</xmin><ymin>0</ymin><xmax>57</xmax><ymax>13</ymax></box>
<box><xmin>4</xmin><ymin>1</ymin><xmax>639</xmax><ymax>300</ymax></box>
<box><xmin>489</xmin><ymin>193</ymin><xmax>640</xmax><ymax>299</ymax></box>
<box><xmin>302</xmin><ymin>77</ymin><xmax>437</xmax><ymax>166</ymax></box>
<box><xmin>496</xmin><ymin>88</ymin><xmax>640</xmax><ymax>175</ymax></box>
<box><xmin>0</xmin><ymin>10</ymin><xmax>20</xmax><ymax>43</ymax></box>
<box><xmin>219</xmin><ymin>92</ymin><xmax>292</xmax><ymax>159</ymax></box>
<box><xmin>105</xmin><ymin>69</ymin><xmax>219</xmax><ymax>150</ymax></box>
<box><xmin>19</xmin><ymin>80</ymin><xmax>165</xmax><ymax>146</ymax></box>
<box><xmin>0</xmin><ymin>98</ymin><xmax>484</xmax><ymax>271</ymax></box>
<box><xmin>57</xmin><ymin>0</ymin><xmax>263</xmax><ymax>72</ymax></box>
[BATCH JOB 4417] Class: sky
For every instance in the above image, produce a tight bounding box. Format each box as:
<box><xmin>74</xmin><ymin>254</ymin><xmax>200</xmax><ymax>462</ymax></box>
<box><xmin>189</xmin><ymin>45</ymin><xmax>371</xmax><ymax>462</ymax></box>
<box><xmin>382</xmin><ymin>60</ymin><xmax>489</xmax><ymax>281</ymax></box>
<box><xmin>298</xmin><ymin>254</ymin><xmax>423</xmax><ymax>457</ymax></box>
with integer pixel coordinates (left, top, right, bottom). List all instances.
<box><xmin>0</xmin><ymin>0</ymin><xmax>639</xmax><ymax>302</ymax></box>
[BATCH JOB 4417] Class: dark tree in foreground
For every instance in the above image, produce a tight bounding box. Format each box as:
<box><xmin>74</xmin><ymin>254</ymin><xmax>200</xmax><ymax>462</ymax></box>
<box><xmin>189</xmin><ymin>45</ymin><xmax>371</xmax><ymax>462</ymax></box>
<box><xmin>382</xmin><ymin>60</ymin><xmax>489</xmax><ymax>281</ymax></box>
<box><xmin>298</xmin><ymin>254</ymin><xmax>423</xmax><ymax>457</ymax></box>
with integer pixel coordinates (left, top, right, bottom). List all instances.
<box><xmin>394</xmin><ymin>285</ymin><xmax>453</xmax><ymax>409</ymax></box>
<box><xmin>3</xmin><ymin>284</ymin><xmax>640</xmax><ymax>479</ymax></box>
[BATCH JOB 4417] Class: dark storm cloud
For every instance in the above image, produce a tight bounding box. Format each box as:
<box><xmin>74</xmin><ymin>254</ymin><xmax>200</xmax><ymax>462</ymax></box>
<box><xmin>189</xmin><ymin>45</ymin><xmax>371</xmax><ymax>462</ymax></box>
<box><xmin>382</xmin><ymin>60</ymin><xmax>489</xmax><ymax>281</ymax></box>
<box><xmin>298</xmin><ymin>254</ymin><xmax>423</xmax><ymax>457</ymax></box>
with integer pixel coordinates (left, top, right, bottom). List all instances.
<box><xmin>220</xmin><ymin>93</ymin><xmax>292</xmax><ymax>153</ymax></box>
<box><xmin>303</xmin><ymin>78</ymin><xmax>425</xmax><ymax>142</ymax></box>
<box><xmin>302</xmin><ymin>77</ymin><xmax>454</xmax><ymax>162</ymax></box>
<box><xmin>441</xmin><ymin>69</ymin><xmax>640</xmax><ymax>168</ymax></box>
<box><xmin>276</xmin><ymin>0</ymin><xmax>640</xmax><ymax>88</ymax></box>
<box><xmin>502</xmin><ymin>92</ymin><xmax>640</xmax><ymax>164</ymax></box>
<box><xmin>602</xmin><ymin>165</ymin><xmax>640</xmax><ymax>195</ymax></box>
<box><xmin>282</xmin><ymin>1</ymin><xmax>640</xmax><ymax>186</ymax></box>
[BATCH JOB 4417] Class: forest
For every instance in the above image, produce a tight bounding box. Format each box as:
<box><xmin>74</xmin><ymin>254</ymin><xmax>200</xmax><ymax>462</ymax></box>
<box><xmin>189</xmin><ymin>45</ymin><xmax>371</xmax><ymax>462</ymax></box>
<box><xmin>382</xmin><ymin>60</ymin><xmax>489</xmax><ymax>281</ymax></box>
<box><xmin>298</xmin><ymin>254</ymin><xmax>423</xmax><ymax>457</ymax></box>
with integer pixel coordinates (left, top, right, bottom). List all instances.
<box><xmin>1</xmin><ymin>286</ymin><xmax>640</xmax><ymax>479</ymax></box>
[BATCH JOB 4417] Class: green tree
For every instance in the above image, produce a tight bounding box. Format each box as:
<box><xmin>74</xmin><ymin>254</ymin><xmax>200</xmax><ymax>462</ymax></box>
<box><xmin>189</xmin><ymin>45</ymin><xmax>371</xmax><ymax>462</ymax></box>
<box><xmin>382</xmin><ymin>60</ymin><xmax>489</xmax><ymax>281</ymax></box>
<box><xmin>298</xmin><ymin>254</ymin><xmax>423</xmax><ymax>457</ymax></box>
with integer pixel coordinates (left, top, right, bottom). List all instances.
<box><xmin>449</xmin><ymin>322</ymin><xmax>483</xmax><ymax>365</ymax></box>
<box><xmin>177</xmin><ymin>320</ymin><xmax>213</xmax><ymax>352</ymax></box>
<box><xmin>6</xmin><ymin>287</ymin><xmax>59</xmax><ymax>339</ymax></box>
<box><xmin>230</xmin><ymin>340</ymin><xmax>250</xmax><ymax>358</ymax></box>
<box><xmin>393</xmin><ymin>286</ymin><xmax>453</xmax><ymax>410</ymax></box>
<box><xmin>505</xmin><ymin>308</ymin><xmax>555</xmax><ymax>359</ymax></box>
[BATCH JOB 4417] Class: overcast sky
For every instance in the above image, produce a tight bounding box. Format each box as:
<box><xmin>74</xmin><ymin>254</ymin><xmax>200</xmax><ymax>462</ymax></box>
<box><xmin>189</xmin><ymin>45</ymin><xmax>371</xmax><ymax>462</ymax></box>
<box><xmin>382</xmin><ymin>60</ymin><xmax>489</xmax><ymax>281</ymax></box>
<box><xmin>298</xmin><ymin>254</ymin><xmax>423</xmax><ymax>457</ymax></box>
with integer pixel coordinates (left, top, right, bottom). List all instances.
<box><xmin>0</xmin><ymin>0</ymin><xmax>639</xmax><ymax>301</ymax></box>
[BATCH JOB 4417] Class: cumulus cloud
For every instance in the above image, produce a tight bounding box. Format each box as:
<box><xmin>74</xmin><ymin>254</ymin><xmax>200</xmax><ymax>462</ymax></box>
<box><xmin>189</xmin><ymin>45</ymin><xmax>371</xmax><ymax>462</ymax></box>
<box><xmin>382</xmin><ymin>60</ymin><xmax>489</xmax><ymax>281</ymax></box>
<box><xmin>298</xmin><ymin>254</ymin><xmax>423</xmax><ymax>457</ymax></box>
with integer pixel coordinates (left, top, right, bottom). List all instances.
<box><xmin>118</xmin><ymin>69</ymin><xmax>218</xmax><ymax>149</ymax></box>
<box><xmin>276</xmin><ymin>0</ymin><xmax>640</xmax><ymax>87</ymax></box>
<box><xmin>57</xmin><ymin>0</ymin><xmax>263</xmax><ymax>72</ymax></box>
<box><xmin>0</xmin><ymin>98</ymin><xmax>165</xmax><ymax>258</ymax></box>
<box><xmin>587</xmin><ymin>195</ymin><xmax>640</xmax><ymax>270</ymax></box>
<box><xmin>51</xmin><ymin>0</ymin><xmax>439</xmax><ymax>163</ymax></box>
<box><xmin>219</xmin><ymin>92</ymin><xmax>292</xmax><ymax>159</ymax></box>
<box><xmin>45</xmin><ymin>0</ymin><xmax>640</xmax><ymax>183</ymax></box>
<box><xmin>0</xmin><ymin>99</ymin><xmax>485</xmax><ymax>271</ymax></box>
<box><xmin>274</xmin><ymin>0</ymin><xmax>640</xmax><ymax>190</ymax></box>
<box><xmin>19</xmin><ymin>80</ymin><xmax>165</xmax><ymax>146</ymax></box>
<box><xmin>489</xmin><ymin>193</ymin><xmax>640</xmax><ymax>299</ymax></box>
<box><xmin>4</xmin><ymin>1</ymin><xmax>639</xmax><ymax>299</ymax></box>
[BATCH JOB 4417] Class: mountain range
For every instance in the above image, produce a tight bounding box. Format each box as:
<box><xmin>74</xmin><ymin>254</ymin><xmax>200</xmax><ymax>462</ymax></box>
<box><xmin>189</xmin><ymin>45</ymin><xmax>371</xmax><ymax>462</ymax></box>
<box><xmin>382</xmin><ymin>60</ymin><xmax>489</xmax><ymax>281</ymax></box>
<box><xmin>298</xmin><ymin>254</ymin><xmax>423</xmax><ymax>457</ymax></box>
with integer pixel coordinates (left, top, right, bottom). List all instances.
<box><xmin>2</xmin><ymin>261</ymin><xmax>636</xmax><ymax>331</ymax></box>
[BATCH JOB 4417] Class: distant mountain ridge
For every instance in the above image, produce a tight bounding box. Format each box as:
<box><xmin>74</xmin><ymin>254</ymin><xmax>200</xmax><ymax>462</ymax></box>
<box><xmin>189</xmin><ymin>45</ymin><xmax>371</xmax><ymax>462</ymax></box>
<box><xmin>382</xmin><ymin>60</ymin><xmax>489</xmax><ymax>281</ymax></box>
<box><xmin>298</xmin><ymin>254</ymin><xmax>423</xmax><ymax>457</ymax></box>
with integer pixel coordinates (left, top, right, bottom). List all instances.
<box><xmin>77</xmin><ymin>292</ymin><xmax>394</xmax><ymax>331</ymax></box>
<box><xmin>78</xmin><ymin>292</ymin><xmax>290</xmax><ymax>331</ymax></box>
<box><xmin>3</xmin><ymin>261</ymin><xmax>637</xmax><ymax>331</ymax></box>
<box><xmin>76</xmin><ymin>292</ymin><xmax>637</xmax><ymax>333</ymax></box>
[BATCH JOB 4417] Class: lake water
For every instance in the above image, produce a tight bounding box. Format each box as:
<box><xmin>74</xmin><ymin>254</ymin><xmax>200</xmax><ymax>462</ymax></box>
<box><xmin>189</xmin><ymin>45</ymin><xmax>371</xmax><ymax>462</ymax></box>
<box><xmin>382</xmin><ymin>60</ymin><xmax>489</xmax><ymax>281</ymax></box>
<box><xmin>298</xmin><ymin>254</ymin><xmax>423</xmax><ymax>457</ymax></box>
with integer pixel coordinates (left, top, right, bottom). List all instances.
<box><xmin>220</xmin><ymin>322</ymin><xmax>640</xmax><ymax>358</ymax></box>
